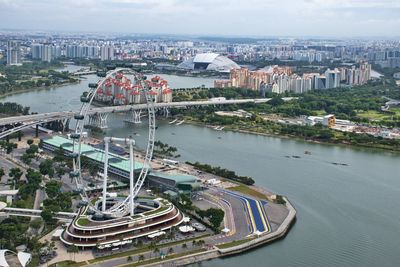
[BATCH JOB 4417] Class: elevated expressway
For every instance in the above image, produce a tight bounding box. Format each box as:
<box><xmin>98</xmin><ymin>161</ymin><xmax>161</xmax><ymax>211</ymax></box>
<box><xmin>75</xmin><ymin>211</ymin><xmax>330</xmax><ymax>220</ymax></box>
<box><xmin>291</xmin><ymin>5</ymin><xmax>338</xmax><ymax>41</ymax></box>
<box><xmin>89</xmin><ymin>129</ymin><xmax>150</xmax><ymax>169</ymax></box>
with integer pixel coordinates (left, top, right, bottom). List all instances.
<box><xmin>0</xmin><ymin>97</ymin><xmax>295</xmax><ymax>139</ymax></box>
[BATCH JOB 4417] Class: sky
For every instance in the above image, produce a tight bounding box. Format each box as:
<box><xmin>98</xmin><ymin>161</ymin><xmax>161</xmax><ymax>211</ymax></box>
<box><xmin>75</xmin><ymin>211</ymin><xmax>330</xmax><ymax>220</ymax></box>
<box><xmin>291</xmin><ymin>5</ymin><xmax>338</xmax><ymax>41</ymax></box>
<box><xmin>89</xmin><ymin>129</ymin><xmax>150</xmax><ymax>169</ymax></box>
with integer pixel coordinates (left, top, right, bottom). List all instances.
<box><xmin>0</xmin><ymin>0</ymin><xmax>399</xmax><ymax>37</ymax></box>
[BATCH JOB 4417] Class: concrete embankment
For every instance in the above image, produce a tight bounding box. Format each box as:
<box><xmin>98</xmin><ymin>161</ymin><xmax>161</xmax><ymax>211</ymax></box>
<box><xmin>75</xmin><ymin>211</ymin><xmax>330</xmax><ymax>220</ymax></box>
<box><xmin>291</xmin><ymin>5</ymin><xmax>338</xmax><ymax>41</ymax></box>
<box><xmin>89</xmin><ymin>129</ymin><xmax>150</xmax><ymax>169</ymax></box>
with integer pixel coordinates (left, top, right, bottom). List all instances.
<box><xmin>146</xmin><ymin>197</ymin><xmax>296</xmax><ymax>266</ymax></box>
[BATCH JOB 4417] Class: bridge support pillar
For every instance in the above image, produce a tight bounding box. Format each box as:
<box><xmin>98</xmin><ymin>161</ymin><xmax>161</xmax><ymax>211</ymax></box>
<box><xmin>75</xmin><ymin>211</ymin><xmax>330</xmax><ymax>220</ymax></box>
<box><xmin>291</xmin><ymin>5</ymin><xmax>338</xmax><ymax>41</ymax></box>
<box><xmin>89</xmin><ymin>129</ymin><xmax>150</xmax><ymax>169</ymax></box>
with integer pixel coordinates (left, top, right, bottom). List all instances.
<box><xmin>99</xmin><ymin>113</ymin><xmax>109</xmax><ymax>129</ymax></box>
<box><xmin>163</xmin><ymin>107</ymin><xmax>170</xmax><ymax>118</ymax></box>
<box><xmin>132</xmin><ymin>110</ymin><xmax>142</xmax><ymax>124</ymax></box>
<box><xmin>89</xmin><ymin>114</ymin><xmax>109</xmax><ymax>129</ymax></box>
<box><xmin>35</xmin><ymin>125</ymin><xmax>39</xmax><ymax>138</ymax></box>
<box><xmin>62</xmin><ymin>118</ymin><xmax>70</xmax><ymax>133</ymax></box>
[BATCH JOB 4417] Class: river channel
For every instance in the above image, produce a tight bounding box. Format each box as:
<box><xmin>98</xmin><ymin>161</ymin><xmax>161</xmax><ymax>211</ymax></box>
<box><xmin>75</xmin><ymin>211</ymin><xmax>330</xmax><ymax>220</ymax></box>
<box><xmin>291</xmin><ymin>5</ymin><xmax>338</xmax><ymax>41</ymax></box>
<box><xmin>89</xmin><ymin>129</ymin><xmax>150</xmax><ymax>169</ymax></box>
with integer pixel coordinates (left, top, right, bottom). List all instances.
<box><xmin>1</xmin><ymin>67</ymin><xmax>400</xmax><ymax>267</ymax></box>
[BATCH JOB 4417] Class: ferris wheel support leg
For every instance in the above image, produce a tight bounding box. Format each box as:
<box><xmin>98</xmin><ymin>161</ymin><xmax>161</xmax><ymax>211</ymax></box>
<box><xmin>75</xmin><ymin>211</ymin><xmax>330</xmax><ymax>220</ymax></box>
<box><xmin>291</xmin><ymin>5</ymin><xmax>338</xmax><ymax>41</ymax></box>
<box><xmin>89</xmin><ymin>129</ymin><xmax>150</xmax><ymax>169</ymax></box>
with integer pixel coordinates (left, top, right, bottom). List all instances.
<box><xmin>102</xmin><ymin>138</ymin><xmax>110</xmax><ymax>212</ymax></box>
<box><xmin>129</xmin><ymin>141</ymin><xmax>135</xmax><ymax>216</ymax></box>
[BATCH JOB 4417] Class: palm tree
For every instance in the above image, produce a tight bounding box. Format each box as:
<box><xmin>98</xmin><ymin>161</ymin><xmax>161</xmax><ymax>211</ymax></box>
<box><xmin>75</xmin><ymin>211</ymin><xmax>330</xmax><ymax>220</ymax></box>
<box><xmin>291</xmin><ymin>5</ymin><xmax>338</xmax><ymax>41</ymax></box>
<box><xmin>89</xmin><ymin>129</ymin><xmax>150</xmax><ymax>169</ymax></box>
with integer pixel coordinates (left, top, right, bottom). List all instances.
<box><xmin>197</xmin><ymin>239</ymin><xmax>205</xmax><ymax>247</ymax></box>
<box><xmin>192</xmin><ymin>240</ymin><xmax>197</xmax><ymax>247</ymax></box>
<box><xmin>168</xmin><ymin>247</ymin><xmax>174</xmax><ymax>255</ymax></box>
<box><xmin>153</xmin><ymin>247</ymin><xmax>160</xmax><ymax>259</ymax></box>
<box><xmin>127</xmin><ymin>255</ymin><xmax>133</xmax><ymax>262</ymax></box>
<box><xmin>138</xmin><ymin>254</ymin><xmax>145</xmax><ymax>262</ymax></box>
<box><xmin>49</xmin><ymin>241</ymin><xmax>56</xmax><ymax>252</ymax></box>
<box><xmin>68</xmin><ymin>245</ymin><xmax>79</xmax><ymax>261</ymax></box>
<box><xmin>95</xmin><ymin>242</ymin><xmax>100</xmax><ymax>251</ymax></box>
<box><xmin>181</xmin><ymin>243</ymin><xmax>187</xmax><ymax>250</ymax></box>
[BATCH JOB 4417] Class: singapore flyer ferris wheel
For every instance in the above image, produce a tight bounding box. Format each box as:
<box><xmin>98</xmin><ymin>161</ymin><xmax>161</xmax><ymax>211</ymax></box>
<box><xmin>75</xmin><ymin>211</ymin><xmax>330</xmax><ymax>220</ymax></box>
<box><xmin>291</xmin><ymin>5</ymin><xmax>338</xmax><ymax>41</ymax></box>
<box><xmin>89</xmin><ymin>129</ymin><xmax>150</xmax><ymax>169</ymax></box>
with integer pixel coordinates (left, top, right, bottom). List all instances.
<box><xmin>69</xmin><ymin>68</ymin><xmax>156</xmax><ymax>218</ymax></box>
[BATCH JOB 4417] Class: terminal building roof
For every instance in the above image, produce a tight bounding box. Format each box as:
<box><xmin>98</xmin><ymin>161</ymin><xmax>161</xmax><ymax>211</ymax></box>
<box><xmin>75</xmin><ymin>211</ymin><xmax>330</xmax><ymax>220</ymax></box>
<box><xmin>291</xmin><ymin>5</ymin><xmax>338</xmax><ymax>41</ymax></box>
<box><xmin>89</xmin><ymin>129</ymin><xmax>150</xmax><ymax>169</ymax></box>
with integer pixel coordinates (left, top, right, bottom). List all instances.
<box><xmin>149</xmin><ymin>171</ymin><xmax>197</xmax><ymax>184</ymax></box>
<box><xmin>43</xmin><ymin>136</ymin><xmax>145</xmax><ymax>172</ymax></box>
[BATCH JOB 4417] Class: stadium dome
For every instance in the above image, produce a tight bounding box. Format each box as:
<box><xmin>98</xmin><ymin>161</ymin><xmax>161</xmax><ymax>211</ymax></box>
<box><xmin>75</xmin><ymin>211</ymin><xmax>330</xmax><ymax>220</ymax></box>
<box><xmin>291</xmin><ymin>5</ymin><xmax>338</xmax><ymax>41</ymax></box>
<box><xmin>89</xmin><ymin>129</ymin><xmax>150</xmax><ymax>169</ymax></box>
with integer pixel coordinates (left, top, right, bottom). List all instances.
<box><xmin>178</xmin><ymin>53</ymin><xmax>240</xmax><ymax>73</ymax></box>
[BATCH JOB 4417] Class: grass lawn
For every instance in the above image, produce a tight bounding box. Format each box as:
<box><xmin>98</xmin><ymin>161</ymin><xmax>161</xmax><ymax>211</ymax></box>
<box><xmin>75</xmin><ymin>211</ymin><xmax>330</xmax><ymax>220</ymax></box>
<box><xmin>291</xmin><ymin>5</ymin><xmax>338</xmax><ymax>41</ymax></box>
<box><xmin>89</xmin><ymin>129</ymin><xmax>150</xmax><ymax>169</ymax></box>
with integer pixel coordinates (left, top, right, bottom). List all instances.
<box><xmin>356</xmin><ymin>110</ymin><xmax>391</xmax><ymax>120</ymax></box>
<box><xmin>142</xmin><ymin>205</ymin><xmax>169</xmax><ymax>216</ymax></box>
<box><xmin>76</xmin><ymin>217</ymin><xmax>90</xmax><ymax>226</ymax></box>
<box><xmin>49</xmin><ymin>261</ymin><xmax>86</xmax><ymax>267</ymax></box>
<box><xmin>313</xmin><ymin>110</ymin><xmax>327</xmax><ymax>116</ymax></box>
<box><xmin>228</xmin><ymin>185</ymin><xmax>268</xmax><ymax>199</ymax></box>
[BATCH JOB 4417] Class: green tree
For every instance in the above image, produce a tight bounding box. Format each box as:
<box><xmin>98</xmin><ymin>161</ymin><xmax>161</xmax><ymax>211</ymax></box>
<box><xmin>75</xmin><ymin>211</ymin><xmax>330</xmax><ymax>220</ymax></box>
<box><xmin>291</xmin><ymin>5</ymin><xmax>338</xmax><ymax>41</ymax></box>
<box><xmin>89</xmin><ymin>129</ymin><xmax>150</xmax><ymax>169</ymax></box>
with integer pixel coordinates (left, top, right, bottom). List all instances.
<box><xmin>29</xmin><ymin>218</ymin><xmax>43</xmax><ymax>231</ymax></box>
<box><xmin>9</xmin><ymin>167</ymin><xmax>23</xmax><ymax>188</ymax></box>
<box><xmin>39</xmin><ymin>158</ymin><xmax>55</xmax><ymax>177</ymax></box>
<box><xmin>40</xmin><ymin>209</ymin><xmax>54</xmax><ymax>222</ymax></box>
<box><xmin>204</xmin><ymin>208</ymin><xmax>225</xmax><ymax>229</ymax></box>
<box><xmin>45</xmin><ymin>180</ymin><xmax>61</xmax><ymax>199</ymax></box>
<box><xmin>26</xmin><ymin>144</ymin><xmax>39</xmax><ymax>154</ymax></box>
<box><xmin>153</xmin><ymin>247</ymin><xmax>160</xmax><ymax>259</ymax></box>
<box><xmin>138</xmin><ymin>254</ymin><xmax>145</xmax><ymax>262</ymax></box>
<box><xmin>21</xmin><ymin>153</ymin><xmax>33</xmax><ymax>165</ymax></box>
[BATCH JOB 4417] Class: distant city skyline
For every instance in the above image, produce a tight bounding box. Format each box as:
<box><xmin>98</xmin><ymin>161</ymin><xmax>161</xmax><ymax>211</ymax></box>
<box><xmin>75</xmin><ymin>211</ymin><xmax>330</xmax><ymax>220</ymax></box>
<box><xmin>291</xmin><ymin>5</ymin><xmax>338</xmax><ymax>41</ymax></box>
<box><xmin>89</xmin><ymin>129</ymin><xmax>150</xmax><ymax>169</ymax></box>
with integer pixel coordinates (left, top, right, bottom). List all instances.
<box><xmin>0</xmin><ymin>0</ymin><xmax>400</xmax><ymax>37</ymax></box>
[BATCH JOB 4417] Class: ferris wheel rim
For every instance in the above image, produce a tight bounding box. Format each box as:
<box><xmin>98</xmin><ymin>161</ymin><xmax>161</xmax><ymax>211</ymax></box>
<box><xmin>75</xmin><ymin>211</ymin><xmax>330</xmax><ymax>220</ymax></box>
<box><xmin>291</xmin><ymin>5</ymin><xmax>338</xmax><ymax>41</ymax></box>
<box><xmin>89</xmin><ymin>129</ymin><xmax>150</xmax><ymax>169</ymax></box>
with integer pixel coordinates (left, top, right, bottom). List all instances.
<box><xmin>72</xmin><ymin>67</ymin><xmax>156</xmax><ymax>215</ymax></box>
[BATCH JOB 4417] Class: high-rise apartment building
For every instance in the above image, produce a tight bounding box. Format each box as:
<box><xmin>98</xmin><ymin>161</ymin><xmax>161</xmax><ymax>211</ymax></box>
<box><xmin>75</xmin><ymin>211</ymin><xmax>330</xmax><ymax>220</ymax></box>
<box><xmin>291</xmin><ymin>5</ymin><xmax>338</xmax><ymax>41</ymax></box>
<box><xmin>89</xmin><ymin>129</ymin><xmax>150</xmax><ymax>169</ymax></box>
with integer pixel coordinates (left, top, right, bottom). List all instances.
<box><xmin>100</xmin><ymin>45</ymin><xmax>114</xmax><ymax>61</ymax></box>
<box><xmin>7</xmin><ymin>40</ymin><xmax>22</xmax><ymax>65</ymax></box>
<box><xmin>31</xmin><ymin>44</ymin><xmax>43</xmax><ymax>59</ymax></box>
<box><xmin>325</xmin><ymin>68</ymin><xmax>341</xmax><ymax>89</ymax></box>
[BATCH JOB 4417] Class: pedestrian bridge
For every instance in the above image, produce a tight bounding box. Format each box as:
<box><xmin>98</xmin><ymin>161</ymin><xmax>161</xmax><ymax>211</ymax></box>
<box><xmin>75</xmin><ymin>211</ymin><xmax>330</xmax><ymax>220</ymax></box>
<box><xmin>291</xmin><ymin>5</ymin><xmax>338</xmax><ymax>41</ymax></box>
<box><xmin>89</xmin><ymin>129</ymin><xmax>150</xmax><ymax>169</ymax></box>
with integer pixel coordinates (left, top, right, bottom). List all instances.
<box><xmin>0</xmin><ymin>205</ymin><xmax>77</xmax><ymax>222</ymax></box>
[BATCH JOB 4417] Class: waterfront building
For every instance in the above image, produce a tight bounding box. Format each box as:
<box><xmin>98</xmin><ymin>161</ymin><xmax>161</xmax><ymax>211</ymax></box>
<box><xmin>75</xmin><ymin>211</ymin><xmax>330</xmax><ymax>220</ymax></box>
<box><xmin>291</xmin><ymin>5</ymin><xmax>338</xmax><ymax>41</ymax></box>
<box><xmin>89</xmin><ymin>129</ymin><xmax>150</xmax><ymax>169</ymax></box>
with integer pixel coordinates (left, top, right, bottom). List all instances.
<box><xmin>215</xmin><ymin>63</ymin><xmax>371</xmax><ymax>94</ymax></box>
<box><xmin>41</xmin><ymin>136</ymin><xmax>198</xmax><ymax>194</ymax></box>
<box><xmin>61</xmin><ymin>197</ymin><xmax>184</xmax><ymax>248</ymax></box>
<box><xmin>6</xmin><ymin>41</ymin><xmax>22</xmax><ymax>66</ymax></box>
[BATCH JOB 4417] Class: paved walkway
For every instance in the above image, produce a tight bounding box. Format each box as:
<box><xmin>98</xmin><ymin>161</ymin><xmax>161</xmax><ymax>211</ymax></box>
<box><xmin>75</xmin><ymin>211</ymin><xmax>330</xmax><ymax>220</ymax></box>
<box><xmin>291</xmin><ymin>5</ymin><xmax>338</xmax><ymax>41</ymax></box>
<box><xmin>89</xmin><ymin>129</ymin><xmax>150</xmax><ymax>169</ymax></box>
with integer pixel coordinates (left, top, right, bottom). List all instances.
<box><xmin>39</xmin><ymin>228</ymin><xmax>94</xmax><ymax>267</ymax></box>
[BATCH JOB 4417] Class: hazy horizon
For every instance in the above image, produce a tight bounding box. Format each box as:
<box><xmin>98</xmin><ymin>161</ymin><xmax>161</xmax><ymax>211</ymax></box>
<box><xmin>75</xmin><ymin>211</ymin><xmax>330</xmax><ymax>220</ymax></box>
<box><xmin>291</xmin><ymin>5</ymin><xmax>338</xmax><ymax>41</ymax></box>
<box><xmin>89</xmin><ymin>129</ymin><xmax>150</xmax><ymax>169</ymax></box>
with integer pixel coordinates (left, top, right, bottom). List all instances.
<box><xmin>1</xmin><ymin>0</ymin><xmax>400</xmax><ymax>38</ymax></box>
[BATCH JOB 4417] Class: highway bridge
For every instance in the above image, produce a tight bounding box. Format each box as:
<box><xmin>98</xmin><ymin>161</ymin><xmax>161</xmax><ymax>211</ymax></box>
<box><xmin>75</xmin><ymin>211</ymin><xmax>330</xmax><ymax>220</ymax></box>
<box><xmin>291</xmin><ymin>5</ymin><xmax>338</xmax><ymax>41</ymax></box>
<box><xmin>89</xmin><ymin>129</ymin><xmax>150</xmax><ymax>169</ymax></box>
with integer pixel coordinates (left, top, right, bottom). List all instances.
<box><xmin>71</xmin><ymin>70</ymin><xmax>97</xmax><ymax>76</ymax></box>
<box><xmin>0</xmin><ymin>97</ymin><xmax>295</xmax><ymax>139</ymax></box>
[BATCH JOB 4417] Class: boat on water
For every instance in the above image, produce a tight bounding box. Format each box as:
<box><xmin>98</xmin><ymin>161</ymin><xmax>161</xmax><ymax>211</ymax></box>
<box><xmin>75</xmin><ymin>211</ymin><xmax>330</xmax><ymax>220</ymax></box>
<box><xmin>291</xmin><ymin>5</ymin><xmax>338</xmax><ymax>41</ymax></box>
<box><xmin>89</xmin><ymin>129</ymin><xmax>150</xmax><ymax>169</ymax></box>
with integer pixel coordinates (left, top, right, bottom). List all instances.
<box><xmin>331</xmin><ymin>162</ymin><xmax>349</xmax><ymax>166</ymax></box>
<box><xmin>176</xmin><ymin>120</ymin><xmax>185</xmax><ymax>125</ymax></box>
<box><xmin>169</xmin><ymin>119</ymin><xmax>178</xmax><ymax>124</ymax></box>
<box><xmin>304</xmin><ymin>150</ymin><xmax>312</xmax><ymax>155</ymax></box>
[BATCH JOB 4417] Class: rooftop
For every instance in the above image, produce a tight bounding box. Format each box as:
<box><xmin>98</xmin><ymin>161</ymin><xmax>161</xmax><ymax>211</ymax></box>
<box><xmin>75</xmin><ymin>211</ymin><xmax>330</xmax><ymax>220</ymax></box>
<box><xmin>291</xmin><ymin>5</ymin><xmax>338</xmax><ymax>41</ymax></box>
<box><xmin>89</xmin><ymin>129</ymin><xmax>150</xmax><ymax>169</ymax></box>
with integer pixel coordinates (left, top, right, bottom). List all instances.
<box><xmin>42</xmin><ymin>136</ymin><xmax>145</xmax><ymax>172</ymax></box>
<box><xmin>149</xmin><ymin>171</ymin><xmax>197</xmax><ymax>184</ymax></box>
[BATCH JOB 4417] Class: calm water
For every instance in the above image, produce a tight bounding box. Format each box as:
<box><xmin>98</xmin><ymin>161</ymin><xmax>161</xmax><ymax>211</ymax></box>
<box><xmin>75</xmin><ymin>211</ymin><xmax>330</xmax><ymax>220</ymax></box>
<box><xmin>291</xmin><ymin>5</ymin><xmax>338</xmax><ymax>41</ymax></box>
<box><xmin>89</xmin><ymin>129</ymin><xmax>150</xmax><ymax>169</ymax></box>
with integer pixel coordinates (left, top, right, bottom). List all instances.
<box><xmin>1</xmin><ymin>66</ymin><xmax>400</xmax><ymax>267</ymax></box>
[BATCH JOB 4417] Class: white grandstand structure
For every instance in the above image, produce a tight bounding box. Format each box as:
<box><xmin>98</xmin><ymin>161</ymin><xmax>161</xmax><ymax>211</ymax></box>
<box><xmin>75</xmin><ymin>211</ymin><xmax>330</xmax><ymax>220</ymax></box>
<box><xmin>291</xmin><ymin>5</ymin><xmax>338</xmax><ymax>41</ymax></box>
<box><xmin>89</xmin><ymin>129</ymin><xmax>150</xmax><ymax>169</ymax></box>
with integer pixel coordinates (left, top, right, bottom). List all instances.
<box><xmin>178</xmin><ymin>52</ymin><xmax>240</xmax><ymax>73</ymax></box>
